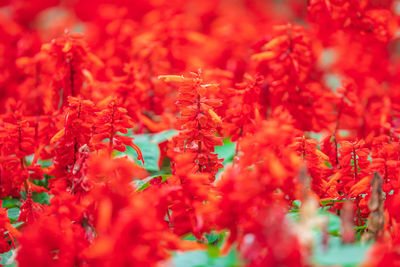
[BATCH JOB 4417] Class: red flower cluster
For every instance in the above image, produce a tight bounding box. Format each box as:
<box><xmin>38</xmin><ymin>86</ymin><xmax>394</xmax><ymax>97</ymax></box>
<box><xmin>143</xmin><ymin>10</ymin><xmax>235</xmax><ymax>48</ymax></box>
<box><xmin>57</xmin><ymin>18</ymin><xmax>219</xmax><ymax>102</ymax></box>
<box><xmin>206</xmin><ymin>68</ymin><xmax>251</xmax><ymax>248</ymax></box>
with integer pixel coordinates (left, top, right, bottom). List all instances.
<box><xmin>1</xmin><ymin>0</ymin><xmax>400</xmax><ymax>266</ymax></box>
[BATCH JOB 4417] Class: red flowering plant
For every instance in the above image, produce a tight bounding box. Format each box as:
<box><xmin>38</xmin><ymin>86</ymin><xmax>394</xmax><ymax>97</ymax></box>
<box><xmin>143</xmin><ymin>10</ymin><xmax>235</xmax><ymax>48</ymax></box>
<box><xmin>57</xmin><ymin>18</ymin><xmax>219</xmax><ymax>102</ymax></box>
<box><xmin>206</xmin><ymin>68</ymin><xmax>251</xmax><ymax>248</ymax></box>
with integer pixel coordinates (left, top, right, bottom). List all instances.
<box><xmin>160</xmin><ymin>72</ymin><xmax>223</xmax><ymax>180</ymax></box>
<box><xmin>1</xmin><ymin>0</ymin><xmax>400</xmax><ymax>266</ymax></box>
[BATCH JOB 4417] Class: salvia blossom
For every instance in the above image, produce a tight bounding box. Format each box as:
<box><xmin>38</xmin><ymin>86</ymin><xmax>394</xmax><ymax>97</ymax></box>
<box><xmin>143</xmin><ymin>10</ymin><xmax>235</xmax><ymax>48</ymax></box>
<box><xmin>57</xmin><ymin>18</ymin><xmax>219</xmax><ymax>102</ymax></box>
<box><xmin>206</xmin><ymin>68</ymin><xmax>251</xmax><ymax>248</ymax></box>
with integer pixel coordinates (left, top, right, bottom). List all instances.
<box><xmin>1</xmin><ymin>0</ymin><xmax>400</xmax><ymax>266</ymax></box>
<box><xmin>160</xmin><ymin>72</ymin><xmax>223</xmax><ymax>180</ymax></box>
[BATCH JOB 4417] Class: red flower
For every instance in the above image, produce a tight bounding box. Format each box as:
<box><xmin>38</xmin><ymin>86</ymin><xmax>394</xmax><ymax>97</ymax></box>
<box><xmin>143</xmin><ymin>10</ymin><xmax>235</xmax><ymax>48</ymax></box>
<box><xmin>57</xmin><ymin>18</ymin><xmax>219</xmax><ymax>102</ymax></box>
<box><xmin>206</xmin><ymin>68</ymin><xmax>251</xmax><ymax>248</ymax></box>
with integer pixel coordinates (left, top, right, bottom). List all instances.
<box><xmin>17</xmin><ymin>215</ymin><xmax>88</xmax><ymax>267</ymax></box>
<box><xmin>166</xmin><ymin>153</ymin><xmax>215</xmax><ymax>238</ymax></box>
<box><xmin>92</xmin><ymin>97</ymin><xmax>143</xmax><ymax>162</ymax></box>
<box><xmin>160</xmin><ymin>72</ymin><xmax>223</xmax><ymax>179</ymax></box>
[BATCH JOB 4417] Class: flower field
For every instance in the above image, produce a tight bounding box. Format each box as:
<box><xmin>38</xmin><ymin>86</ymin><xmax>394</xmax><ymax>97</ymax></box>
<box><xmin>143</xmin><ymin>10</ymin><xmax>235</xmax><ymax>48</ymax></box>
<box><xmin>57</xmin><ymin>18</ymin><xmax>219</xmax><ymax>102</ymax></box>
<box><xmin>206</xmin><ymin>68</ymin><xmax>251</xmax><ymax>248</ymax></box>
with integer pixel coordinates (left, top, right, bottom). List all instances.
<box><xmin>1</xmin><ymin>0</ymin><xmax>400</xmax><ymax>266</ymax></box>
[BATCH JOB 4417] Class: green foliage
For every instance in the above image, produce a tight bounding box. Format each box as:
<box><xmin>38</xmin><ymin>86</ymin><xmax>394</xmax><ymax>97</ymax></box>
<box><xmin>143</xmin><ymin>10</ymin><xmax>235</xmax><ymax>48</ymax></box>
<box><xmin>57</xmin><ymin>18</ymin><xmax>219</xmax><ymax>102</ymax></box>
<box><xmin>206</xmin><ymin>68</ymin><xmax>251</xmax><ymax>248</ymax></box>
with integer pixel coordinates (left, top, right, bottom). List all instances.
<box><xmin>173</xmin><ymin>248</ymin><xmax>240</xmax><ymax>267</ymax></box>
<box><xmin>313</xmin><ymin>235</ymin><xmax>372</xmax><ymax>267</ymax></box>
<box><xmin>151</xmin><ymin>129</ymin><xmax>178</xmax><ymax>143</ymax></box>
<box><xmin>320</xmin><ymin>199</ymin><xmax>346</xmax><ymax>206</ymax></box>
<box><xmin>129</xmin><ymin>135</ymin><xmax>160</xmax><ymax>172</ymax></box>
<box><xmin>31</xmin><ymin>176</ymin><xmax>50</xmax><ymax>189</ymax></box>
<box><xmin>178</xmin><ymin>231</ymin><xmax>239</xmax><ymax>266</ymax></box>
<box><xmin>214</xmin><ymin>138</ymin><xmax>236</xmax><ymax>180</ymax></box>
<box><xmin>1</xmin><ymin>198</ymin><xmax>21</xmax><ymax>209</ymax></box>
<box><xmin>287</xmin><ymin>201</ymin><xmax>372</xmax><ymax>266</ymax></box>
<box><xmin>0</xmin><ymin>250</ymin><xmax>15</xmax><ymax>267</ymax></box>
<box><xmin>7</xmin><ymin>208</ymin><xmax>20</xmax><ymax>222</ymax></box>
<box><xmin>134</xmin><ymin>174</ymin><xmax>171</xmax><ymax>192</ymax></box>
<box><xmin>215</xmin><ymin>139</ymin><xmax>236</xmax><ymax>165</ymax></box>
<box><xmin>205</xmin><ymin>232</ymin><xmax>221</xmax><ymax>245</ymax></box>
<box><xmin>32</xmin><ymin>192</ymin><xmax>51</xmax><ymax>205</ymax></box>
<box><xmin>318</xmin><ymin>209</ymin><xmax>341</xmax><ymax>236</ymax></box>
<box><xmin>123</xmin><ymin>130</ymin><xmax>178</xmax><ymax>172</ymax></box>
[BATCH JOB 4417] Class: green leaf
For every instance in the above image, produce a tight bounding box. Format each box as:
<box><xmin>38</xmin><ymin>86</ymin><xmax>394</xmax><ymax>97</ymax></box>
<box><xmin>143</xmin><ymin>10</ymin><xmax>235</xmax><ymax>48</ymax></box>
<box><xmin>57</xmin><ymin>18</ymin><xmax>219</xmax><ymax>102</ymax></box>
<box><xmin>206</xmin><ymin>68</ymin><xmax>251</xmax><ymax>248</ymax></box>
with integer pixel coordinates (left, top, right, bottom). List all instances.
<box><xmin>151</xmin><ymin>129</ymin><xmax>178</xmax><ymax>143</ymax></box>
<box><xmin>173</xmin><ymin>248</ymin><xmax>239</xmax><ymax>267</ymax></box>
<box><xmin>32</xmin><ymin>192</ymin><xmax>51</xmax><ymax>205</ymax></box>
<box><xmin>320</xmin><ymin>199</ymin><xmax>346</xmax><ymax>206</ymax></box>
<box><xmin>31</xmin><ymin>177</ymin><xmax>50</xmax><ymax>189</ymax></box>
<box><xmin>313</xmin><ymin>235</ymin><xmax>372</xmax><ymax>267</ymax></box>
<box><xmin>292</xmin><ymin>200</ymin><xmax>301</xmax><ymax>208</ymax></box>
<box><xmin>128</xmin><ymin>130</ymin><xmax>177</xmax><ymax>172</ymax></box>
<box><xmin>182</xmin><ymin>233</ymin><xmax>197</xmax><ymax>241</ymax></box>
<box><xmin>355</xmin><ymin>225</ymin><xmax>367</xmax><ymax>232</ymax></box>
<box><xmin>215</xmin><ymin>139</ymin><xmax>236</xmax><ymax>164</ymax></box>
<box><xmin>7</xmin><ymin>208</ymin><xmax>20</xmax><ymax>222</ymax></box>
<box><xmin>1</xmin><ymin>198</ymin><xmax>20</xmax><ymax>209</ymax></box>
<box><xmin>129</xmin><ymin>135</ymin><xmax>160</xmax><ymax>172</ymax></box>
<box><xmin>12</xmin><ymin>222</ymin><xmax>24</xmax><ymax>229</ymax></box>
<box><xmin>0</xmin><ymin>250</ymin><xmax>15</xmax><ymax>266</ymax></box>
<box><xmin>134</xmin><ymin>174</ymin><xmax>171</xmax><ymax>191</ymax></box>
<box><xmin>318</xmin><ymin>209</ymin><xmax>341</xmax><ymax>235</ymax></box>
<box><xmin>124</xmin><ymin>130</ymin><xmax>177</xmax><ymax>172</ymax></box>
<box><xmin>205</xmin><ymin>233</ymin><xmax>220</xmax><ymax>244</ymax></box>
<box><xmin>214</xmin><ymin>139</ymin><xmax>236</xmax><ymax>181</ymax></box>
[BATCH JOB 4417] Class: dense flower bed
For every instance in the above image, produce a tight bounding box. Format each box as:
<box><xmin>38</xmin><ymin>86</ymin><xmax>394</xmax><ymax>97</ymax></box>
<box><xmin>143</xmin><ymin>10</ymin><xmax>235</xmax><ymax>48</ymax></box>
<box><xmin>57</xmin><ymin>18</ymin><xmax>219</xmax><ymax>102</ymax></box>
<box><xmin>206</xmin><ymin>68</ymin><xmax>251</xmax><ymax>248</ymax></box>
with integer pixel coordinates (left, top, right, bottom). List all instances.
<box><xmin>1</xmin><ymin>0</ymin><xmax>400</xmax><ymax>266</ymax></box>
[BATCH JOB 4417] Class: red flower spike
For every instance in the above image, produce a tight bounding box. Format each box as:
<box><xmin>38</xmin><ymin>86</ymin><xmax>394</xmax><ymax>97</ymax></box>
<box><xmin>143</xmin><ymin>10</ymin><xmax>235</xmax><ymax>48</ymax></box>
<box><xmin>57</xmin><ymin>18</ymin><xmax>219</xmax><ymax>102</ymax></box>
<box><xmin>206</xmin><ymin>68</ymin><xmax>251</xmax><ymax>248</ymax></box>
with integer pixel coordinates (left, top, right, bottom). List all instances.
<box><xmin>18</xmin><ymin>196</ymin><xmax>44</xmax><ymax>224</ymax></box>
<box><xmin>290</xmin><ymin>136</ymin><xmax>332</xmax><ymax>197</ymax></box>
<box><xmin>222</xmin><ymin>73</ymin><xmax>264</xmax><ymax>141</ymax></box>
<box><xmin>93</xmin><ymin>97</ymin><xmax>144</xmax><ymax>163</ymax></box>
<box><xmin>41</xmin><ymin>33</ymin><xmax>101</xmax><ymax>110</ymax></box>
<box><xmin>0</xmin><ymin>0</ymin><xmax>399</xmax><ymax>265</ymax></box>
<box><xmin>160</xmin><ymin>72</ymin><xmax>223</xmax><ymax>180</ymax></box>
<box><xmin>49</xmin><ymin>97</ymin><xmax>96</xmax><ymax>193</ymax></box>
<box><xmin>17</xmin><ymin>215</ymin><xmax>88</xmax><ymax>267</ymax></box>
<box><xmin>166</xmin><ymin>152</ymin><xmax>215</xmax><ymax>239</ymax></box>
